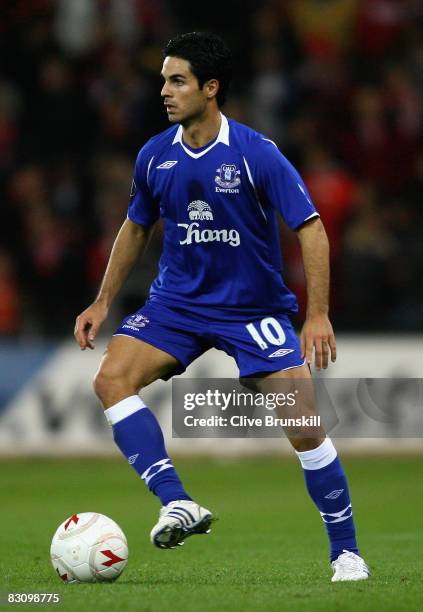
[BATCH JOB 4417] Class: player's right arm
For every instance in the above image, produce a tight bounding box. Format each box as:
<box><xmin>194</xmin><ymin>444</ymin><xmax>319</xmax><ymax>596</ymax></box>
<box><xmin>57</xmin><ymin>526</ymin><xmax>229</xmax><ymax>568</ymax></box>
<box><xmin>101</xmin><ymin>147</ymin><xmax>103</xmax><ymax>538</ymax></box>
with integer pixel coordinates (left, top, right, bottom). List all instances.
<box><xmin>74</xmin><ymin>219</ymin><xmax>152</xmax><ymax>350</ymax></box>
<box><xmin>75</xmin><ymin>141</ymin><xmax>159</xmax><ymax>349</ymax></box>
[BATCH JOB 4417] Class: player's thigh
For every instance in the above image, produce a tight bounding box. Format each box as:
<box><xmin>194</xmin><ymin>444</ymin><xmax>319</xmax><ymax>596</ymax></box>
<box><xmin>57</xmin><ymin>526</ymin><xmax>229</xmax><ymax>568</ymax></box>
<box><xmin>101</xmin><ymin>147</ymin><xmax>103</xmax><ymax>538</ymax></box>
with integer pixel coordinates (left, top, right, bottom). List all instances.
<box><xmin>254</xmin><ymin>364</ymin><xmax>326</xmax><ymax>446</ymax></box>
<box><xmin>95</xmin><ymin>335</ymin><xmax>180</xmax><ymax>391</ymax></box>
<box><xmin>249</xmin><ymin>363</ymin><xmax>312</xmax><ymax>405</ymax></box>
<box><xmin>261</xmin><ymin>362</ymin><xmax>311</xmax><ymax>381</ymax></box>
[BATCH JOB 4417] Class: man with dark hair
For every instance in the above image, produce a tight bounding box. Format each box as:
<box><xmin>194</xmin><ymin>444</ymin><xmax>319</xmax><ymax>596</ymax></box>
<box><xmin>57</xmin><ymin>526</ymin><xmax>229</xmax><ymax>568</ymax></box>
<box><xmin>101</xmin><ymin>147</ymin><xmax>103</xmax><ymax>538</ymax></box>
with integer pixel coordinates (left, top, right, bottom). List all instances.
<box><xmin>163</xmin><ymin>32</ymin><xmax>232</xmax><ymax>106</ymax></box>
<box><xmin>75</xmin><ymin>32</ymin><xmax>369</xmax><ymax>582</ymax></box>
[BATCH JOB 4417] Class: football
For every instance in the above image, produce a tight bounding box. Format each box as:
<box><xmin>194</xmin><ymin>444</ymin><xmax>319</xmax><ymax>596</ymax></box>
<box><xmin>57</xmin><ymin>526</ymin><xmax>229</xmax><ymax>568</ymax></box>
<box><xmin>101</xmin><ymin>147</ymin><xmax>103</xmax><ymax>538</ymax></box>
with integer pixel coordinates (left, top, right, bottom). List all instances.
<box><xmin>50</xmin><ymin>512</ymin><xmax>128</xmax><ymax>583</ymax></box>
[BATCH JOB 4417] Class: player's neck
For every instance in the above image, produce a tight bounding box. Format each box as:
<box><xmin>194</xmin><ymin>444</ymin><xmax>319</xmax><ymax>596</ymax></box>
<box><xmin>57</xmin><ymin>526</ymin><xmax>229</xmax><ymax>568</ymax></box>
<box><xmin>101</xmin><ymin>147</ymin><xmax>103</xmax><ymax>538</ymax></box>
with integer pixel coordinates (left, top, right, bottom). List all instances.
<box><xmin>181</xmin><ymin>109</ymin><xmax>222</xmax><ymax>149</ymax></box>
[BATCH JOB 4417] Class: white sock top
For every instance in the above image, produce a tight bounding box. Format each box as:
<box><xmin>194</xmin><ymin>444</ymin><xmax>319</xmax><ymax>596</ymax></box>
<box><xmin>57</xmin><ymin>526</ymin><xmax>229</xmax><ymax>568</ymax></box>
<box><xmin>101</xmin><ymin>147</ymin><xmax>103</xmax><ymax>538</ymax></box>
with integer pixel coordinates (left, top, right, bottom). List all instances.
<box><xmin>295</xmin><ymin>437</ymin><xmax>337</xmax><ymax>470</ymax></box>
<box><xmin>104</xmin><ymin>395</ymin><xmax>146</xmax><ymax>426</ymax></box>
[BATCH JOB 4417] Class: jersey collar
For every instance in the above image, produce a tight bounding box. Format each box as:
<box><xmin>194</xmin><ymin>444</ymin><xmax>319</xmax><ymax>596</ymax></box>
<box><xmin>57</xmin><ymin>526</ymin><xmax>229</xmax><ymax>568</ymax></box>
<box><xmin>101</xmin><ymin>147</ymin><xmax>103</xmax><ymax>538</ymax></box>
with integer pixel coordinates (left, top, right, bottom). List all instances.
<box><xmin>172</xmin><ymin>113</ymin><xmax>229</xmax><ymax>159</ymax></box>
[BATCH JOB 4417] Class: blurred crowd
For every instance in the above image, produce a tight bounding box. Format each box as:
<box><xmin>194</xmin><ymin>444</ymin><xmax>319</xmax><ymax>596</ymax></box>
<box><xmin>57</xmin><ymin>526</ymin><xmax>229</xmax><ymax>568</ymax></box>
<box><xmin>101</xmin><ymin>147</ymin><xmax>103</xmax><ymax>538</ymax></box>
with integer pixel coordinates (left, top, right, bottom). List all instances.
<box><xmin>1</xmin><ymin>0</ymin><xmax>422</xmax><ymax>337</ymax></box>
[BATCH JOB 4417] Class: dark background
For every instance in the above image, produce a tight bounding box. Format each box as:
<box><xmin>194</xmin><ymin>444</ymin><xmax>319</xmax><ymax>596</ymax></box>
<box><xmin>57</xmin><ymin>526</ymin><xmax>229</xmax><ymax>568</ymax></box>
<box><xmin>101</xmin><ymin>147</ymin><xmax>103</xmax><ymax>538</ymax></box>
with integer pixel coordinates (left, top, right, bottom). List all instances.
<box><xmin>1</xmin><ymin>0</ymin><xmax>422</xmax><ymax>337</ymax></box>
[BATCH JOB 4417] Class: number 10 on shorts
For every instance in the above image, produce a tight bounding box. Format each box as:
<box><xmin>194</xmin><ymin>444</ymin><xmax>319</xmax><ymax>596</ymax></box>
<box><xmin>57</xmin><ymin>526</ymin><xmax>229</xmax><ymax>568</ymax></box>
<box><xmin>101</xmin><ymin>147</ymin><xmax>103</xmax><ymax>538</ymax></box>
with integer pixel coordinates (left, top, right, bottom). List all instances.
<box><xmin>246</xmin><ymin>317</ymin><xmax>286</xmax><ymax>350</ymax></box>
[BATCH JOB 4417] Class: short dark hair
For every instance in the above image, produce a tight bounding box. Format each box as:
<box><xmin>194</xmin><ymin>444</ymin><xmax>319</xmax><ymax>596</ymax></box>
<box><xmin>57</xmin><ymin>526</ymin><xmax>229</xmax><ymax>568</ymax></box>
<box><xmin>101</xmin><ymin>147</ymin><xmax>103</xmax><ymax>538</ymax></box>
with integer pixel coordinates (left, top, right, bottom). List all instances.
<box><xmin>163</xmin><ymin>32</ymin><xmax>232</xmax><ymax>106</ymax></box>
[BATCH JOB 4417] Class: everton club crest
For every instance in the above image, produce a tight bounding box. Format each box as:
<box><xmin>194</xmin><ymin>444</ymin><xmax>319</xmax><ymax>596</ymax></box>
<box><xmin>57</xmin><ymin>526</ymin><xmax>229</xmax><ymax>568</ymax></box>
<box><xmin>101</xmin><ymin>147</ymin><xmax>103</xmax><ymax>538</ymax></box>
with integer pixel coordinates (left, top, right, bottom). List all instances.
<box><xmin>215</xmin><ymin>163</ymin><xmax>241</xmax><ymax>193</ymax></box>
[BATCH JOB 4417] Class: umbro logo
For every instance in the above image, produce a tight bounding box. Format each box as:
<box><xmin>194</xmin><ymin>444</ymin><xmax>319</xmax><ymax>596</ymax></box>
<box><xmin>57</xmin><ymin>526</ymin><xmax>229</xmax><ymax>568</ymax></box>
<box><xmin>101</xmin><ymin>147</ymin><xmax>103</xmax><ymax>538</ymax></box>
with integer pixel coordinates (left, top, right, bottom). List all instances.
<box><xmin>324</xmin><ymin>489</ymin><xmax>344</xmax><ymax>500</ymax></box>
<box><xmin>268</xmin><ymin>349</ymin><xmax>294</xmax><ymax>358</ymax></box>
<box><xmin>128</xmin><ymin>454</ymin><xmax>139</xmax><ymax>465</ymax></box>
<box><xmin>156</xmin><ymin>160</ymin><xmax>178</xmax><ymax>169</ymax></box>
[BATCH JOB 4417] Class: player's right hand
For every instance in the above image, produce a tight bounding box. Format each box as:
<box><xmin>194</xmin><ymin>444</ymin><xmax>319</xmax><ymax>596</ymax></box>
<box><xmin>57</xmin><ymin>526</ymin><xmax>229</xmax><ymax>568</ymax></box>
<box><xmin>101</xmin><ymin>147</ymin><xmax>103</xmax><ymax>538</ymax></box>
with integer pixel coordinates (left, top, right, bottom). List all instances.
<box><xmin>74</xmin><ymin>301</ymin><xmax>109</xmax><ymax>350</ymax></box>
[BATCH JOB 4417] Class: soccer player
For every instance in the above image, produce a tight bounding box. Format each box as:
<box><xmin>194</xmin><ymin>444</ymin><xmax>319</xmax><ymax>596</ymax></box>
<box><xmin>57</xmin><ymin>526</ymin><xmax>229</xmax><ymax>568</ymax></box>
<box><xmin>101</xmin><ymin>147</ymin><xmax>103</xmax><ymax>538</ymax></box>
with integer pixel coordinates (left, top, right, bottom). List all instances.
<box><xmin>74</xmin><ymin>32</ymin><xmax>369</xmax><ymax>582</ymax></box>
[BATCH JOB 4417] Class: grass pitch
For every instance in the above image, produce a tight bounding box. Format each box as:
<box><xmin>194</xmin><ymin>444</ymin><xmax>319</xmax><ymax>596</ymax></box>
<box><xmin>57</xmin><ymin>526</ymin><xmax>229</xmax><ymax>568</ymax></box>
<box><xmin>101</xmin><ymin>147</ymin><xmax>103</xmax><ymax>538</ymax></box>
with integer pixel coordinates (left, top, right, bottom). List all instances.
<box><xmin>1</xmin><ymin>456</ymin><xmax>422</xmax><ymax>611</ymax></box>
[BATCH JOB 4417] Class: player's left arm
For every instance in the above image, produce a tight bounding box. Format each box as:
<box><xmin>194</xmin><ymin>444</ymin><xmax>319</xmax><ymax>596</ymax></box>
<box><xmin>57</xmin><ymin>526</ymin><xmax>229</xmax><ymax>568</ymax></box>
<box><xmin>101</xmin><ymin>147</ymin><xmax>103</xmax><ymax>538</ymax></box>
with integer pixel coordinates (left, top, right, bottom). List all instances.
<box><xmin>296</xmin><ymin>217</ymin><xmax>336</xmax><ymax>370</ymax></box>
<box><xmin>250</xmin><ymin>136</ymin><xmax>336</xmax><ymax>368</ymax></box>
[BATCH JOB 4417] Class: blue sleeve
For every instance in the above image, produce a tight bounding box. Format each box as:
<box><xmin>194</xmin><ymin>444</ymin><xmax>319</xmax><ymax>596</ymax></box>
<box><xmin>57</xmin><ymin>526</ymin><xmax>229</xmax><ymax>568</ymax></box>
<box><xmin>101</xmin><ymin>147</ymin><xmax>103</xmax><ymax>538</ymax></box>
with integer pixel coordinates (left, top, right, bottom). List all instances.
<box><xmin>127</xmin><ymin>145</ymin><xmax>160</xmax><ymax>227</ymax></box>
<box><xmin>254</xmin><ymin>139</ymin><xmax>319</xmax><ymax>230</ymax></box>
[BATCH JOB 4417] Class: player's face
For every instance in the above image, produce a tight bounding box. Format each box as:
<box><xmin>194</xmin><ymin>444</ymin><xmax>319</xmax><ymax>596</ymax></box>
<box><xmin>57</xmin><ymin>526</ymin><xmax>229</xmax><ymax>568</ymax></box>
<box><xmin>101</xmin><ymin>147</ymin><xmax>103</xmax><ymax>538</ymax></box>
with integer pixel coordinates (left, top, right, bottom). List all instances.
<box><xmin>161</xmin><ymin>56</ymin><xmax>210</xmax><ymax>124</ymax></box>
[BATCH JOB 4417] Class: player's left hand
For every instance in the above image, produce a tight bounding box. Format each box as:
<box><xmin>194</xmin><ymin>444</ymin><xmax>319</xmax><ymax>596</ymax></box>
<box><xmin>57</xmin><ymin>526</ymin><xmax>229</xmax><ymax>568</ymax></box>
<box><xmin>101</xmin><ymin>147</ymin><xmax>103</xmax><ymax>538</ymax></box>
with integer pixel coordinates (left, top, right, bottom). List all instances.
<box><xmin>300</xmin><ymin>314</ymin><xmax>336</xmax><ymax>370</ymax></box>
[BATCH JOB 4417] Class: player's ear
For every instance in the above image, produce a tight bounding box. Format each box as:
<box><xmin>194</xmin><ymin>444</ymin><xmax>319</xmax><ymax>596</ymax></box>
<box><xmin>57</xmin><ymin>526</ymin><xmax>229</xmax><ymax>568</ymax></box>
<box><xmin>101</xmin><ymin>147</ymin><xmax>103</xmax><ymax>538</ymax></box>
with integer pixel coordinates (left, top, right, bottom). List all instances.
<box><xmin>205</xmin><ymin>78</ymin><xmax>219</xmax><ymax>100</ymax></box>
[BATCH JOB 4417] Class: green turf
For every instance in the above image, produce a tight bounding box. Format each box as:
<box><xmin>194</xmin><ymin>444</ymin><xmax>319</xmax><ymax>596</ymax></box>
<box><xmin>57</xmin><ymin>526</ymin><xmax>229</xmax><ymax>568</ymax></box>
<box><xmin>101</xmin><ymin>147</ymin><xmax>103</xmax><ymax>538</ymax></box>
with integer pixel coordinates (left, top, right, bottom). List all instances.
<box><xmin>0</xmin><ymin>456</ymin><xmax>422</xmax><ymax>611</ymax></box>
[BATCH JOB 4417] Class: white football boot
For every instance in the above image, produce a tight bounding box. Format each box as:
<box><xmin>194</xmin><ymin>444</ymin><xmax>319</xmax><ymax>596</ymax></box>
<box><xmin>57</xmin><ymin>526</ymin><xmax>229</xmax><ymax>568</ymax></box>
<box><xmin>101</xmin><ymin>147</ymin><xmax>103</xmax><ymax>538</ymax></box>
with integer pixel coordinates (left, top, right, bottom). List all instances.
<box><xmin>150</xmin><ymin>500</ymin><xmax>213</xmax><ymax>549</ymax></box>
<box><xmin>331</xmin><ymin>550</ymin><xmax>370</xmax><ymax>582</ymax></box>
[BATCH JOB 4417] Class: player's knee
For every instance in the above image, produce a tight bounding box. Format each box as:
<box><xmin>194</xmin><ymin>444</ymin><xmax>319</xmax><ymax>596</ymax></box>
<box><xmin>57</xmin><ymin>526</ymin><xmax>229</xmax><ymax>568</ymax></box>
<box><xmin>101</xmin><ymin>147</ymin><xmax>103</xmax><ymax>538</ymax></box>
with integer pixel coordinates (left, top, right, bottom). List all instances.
<box><xmin>93</xmin><ymin>366</ymin><xmax>136</xmax><ymax>407</ymax></box>
<box><xmin>93</xmin><ymin>357</ymin><xmax>154</xmax><ymax>406</ymax></box>
<box><xmin>93</xmin><ymin>368</ymin><xmax>113</xmax><ymax>404</ymax></box>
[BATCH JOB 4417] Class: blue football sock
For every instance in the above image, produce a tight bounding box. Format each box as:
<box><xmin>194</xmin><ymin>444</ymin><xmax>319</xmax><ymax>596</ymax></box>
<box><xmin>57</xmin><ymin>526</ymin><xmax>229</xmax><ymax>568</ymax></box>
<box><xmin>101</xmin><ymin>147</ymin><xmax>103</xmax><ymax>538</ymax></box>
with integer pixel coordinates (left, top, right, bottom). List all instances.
<box><xmin>105</xmin><ymin>395</ymin><xmax>191</xmax><ymax>506</ymax></box>
<box><xmin>296</xmin><ymin>438</ymin><xmax>359</xmax><ymax>562</ymax></box>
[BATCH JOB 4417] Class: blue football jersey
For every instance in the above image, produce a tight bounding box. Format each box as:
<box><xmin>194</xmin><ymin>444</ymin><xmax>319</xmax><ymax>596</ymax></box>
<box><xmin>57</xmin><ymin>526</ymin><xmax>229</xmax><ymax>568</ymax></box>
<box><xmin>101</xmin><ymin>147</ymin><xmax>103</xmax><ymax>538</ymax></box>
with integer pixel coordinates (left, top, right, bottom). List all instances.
<box><xmin>127</xmin><ymin>114</ymin><xmax>319</xmax><ymax>318</ymax></box>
